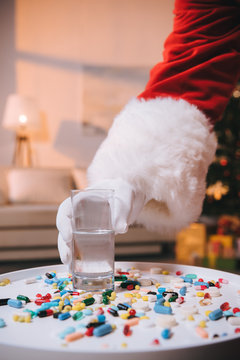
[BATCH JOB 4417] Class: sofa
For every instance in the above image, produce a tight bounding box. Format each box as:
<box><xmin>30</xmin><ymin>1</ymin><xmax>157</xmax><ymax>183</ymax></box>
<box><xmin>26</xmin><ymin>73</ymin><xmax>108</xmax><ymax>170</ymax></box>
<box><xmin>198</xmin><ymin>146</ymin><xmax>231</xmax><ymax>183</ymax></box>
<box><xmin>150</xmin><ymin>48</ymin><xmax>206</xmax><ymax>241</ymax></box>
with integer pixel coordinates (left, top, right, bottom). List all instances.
<box><xmin>0</xmin><ymin>167</ymin><xmax>172</xmax><ymax>267</ymax></box>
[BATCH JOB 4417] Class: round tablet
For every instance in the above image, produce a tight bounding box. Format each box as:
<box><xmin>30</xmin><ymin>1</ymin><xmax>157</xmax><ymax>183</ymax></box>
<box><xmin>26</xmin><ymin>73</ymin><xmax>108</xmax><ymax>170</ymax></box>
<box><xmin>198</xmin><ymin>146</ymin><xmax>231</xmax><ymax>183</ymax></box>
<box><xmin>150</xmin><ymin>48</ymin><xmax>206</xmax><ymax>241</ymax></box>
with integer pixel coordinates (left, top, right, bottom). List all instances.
<box><xmin>155</xmin><ymin>314</ymin><xmax>177</xmax><ymax>328</ymax></box>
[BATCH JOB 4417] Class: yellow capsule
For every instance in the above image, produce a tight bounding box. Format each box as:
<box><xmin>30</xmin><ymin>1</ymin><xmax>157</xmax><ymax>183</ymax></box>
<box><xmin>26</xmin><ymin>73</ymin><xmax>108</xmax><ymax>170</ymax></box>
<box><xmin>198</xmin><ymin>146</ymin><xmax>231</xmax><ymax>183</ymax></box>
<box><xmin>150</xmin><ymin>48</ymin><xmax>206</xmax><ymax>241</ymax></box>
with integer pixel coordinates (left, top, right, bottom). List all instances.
<box><xmin>155</xmin><ymin>283</ymin><xmax>161</xmax><ymax>288</ymax></box>
<box><xmin>124</xmin><ymin>293</ymin><xmax>133</xmax><ymax>298</ymax></box>
<box><xmin>199</xmin><ymin>320</ymin><xmax>206</xmax><ymax>328</ymax></box>
<box><xmin>64</xmin><ymin>305</ymin><xmax>72</xmax><ymax>312</ymax></box>
<box><xmin>164</xmin><ymin>301</ymin><xmax>171</xmax><ymax>307</ymax></box>
<box><xmin>140</xmin><ymin>316</ymin><xmax>149</xmax><ymax>320</ymax></box>
<box><xmin>162</xmin><ymin>270</ymin><xmax>169</xmax><ymax>275</ymax></box>
<box><xmin>53</xmin><ymin>296</ymin><xmax>62</xmax><ymax>300</ymax></box>
<box><xmin>13</xmin><ymin>314</ymin><xmax>19</xmax><ymax>322</ymax></box>
<box><xmin>111</xmin><ymin>324</ymin><xmax>117</xmax><ymax>330</ymax></box>
<box><xmin>131</xmin><ymin>267</ymin><xmax>136</xmax><ymax>270</ymax></box>
<box><xmin>142</xmin><ymin>296</ymin><xmax>149</xmax><ymax>301</ymax></box>
<box><xmin>120</xmin><ymin>313</ymin><xmax>129</xmax><ymax>320</ymax></box>
<box><xmin>25</xmin><ymin>314</ymin><xmax>31</xmax><ymax>323</ymax></box>
<box><xmin>131</xmin><ymin>298</ymin><xmax>137</xmax><ymax>303</ymax></box>
<box><xmin>19</xmin><ymin>316</ymin><xmax>25</xmax><ymax>323</ymax></box>
<box><xmin>59</xmin><ymin>301</ymin><xmax>64</xmax><ymax>307</ymax></box>
<box><xmin>135</xmin><ymin>285</ymin><xmax>140</xmax><ymax>290</ymax></box>
<box><xmin>210</xmin><ymin>280</ymin><xmax>215</xmax><ymax>284</ymax></box>
<box><xmin>187</xmin><ymin>315</ymin><xmax>194</xmax><ymax>321</ymax></box>
<box><xmin>196</xmin><ymin>292</ymin><xmax>205</xmax><ymax>297</ymax></box>
<box><xmin>205</xmin><ymin>310</ymin><xmax>212</xmax><ymax>317</ymax></box>
<box><xmin>52</xmin><ymin>284</ymin><xmax>58</xmax><ymax>289</ymax></box>
<box><xmin>121</xmin><ymin>342</ymin><xmax>128</xmax><ymax>348</ymax></box>
<box><xmin>72</xmin><ymin>305</ymin><xmax>81</xmax><ymax>311</ymax></box>
<box><xmin>136</xmin><ymin>294</ymin><xmax>141</xmax><ymax>299</ymax></box>
<box><xmin>79</xmin><ymin>302</ymin><xmax>86</xmax><ymax>309</ymax></box>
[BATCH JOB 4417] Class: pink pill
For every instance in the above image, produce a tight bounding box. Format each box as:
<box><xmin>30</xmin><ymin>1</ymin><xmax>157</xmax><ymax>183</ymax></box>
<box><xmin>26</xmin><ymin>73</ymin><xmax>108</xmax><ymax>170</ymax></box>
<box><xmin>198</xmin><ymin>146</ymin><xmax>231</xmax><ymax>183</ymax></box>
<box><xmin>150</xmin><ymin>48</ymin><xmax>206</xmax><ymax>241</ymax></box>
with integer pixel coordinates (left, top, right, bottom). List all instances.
<box><xmin>195</xmin><ymin>326</ymin><xmax>208</xmax><ymax>339</ymax></box>
<box><xmin>125</xmin><ymin>318</ymin><xmax>139</xmax><ymax>326</ymax></box>
<box><xmin>218</xmin><ymin>278</ymin><xmax>229</xmax><ymax>284</ymax></box>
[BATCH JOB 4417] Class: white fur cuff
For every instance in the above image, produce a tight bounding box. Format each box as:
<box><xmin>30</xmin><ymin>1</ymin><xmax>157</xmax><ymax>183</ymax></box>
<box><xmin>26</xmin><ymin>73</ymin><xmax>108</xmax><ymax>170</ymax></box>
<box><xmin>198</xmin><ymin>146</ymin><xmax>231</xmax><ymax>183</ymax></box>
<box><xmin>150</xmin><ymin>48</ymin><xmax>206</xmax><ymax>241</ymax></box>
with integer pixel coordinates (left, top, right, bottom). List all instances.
<box><xmin>87</xmin><ymin>97</ymin><xmax>217</xmax><ymax>236</ymax></box>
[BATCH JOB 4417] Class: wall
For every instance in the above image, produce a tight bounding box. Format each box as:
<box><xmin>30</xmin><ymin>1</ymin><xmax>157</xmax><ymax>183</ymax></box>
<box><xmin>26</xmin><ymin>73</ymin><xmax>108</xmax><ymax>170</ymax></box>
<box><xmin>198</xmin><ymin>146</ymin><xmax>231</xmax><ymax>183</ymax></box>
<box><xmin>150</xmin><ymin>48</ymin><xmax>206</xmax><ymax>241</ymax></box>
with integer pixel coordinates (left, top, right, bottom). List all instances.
<box><xmin>0</xmin><ymin>0</ymin><xmax>174</xmax><ymax>168</ymax></box>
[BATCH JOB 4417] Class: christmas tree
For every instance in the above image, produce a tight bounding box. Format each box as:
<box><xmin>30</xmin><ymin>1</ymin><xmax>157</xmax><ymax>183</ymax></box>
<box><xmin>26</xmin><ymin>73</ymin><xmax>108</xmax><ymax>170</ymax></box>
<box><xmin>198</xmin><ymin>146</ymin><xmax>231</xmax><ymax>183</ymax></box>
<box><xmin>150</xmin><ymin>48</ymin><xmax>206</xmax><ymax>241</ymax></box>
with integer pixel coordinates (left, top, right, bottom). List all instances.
<box><xmin>202</xmin><ymin>82</ymin><xmax>240</xmax><ymax>217</ymax></box>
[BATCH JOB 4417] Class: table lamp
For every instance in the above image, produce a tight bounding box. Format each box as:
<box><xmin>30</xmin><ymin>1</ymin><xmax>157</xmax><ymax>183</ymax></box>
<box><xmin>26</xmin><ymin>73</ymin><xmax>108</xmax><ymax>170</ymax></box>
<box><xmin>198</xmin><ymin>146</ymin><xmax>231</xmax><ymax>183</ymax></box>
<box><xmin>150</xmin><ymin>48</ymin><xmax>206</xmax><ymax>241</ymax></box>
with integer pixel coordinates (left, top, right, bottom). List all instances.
<box><xmin>2</xmin><ymin>94</ymin><xmax>41</xmax><ymax>167</ymax></box>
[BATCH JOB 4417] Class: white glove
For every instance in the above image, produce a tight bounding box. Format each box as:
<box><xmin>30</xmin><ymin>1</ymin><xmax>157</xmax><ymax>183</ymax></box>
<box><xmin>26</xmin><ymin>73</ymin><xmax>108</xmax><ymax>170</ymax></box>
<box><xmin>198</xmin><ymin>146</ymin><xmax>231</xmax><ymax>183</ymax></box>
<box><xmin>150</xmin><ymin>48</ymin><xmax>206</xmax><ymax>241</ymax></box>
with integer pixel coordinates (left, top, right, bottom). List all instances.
<box><xmin>56</xmin><ymin>178</ymin><xmax>146</xmax><ymax>266</ymax></box>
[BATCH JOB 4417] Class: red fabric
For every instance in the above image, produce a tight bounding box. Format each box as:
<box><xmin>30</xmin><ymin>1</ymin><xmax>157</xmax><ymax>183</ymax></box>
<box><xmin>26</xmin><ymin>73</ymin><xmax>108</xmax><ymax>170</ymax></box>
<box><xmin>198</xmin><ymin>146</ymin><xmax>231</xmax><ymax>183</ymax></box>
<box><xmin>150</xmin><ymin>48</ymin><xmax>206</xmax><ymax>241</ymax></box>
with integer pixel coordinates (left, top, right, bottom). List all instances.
<box><xmin>138</xmin><ymin>0</ymin><xmax>240</xmax><ymax>125</ymax></box>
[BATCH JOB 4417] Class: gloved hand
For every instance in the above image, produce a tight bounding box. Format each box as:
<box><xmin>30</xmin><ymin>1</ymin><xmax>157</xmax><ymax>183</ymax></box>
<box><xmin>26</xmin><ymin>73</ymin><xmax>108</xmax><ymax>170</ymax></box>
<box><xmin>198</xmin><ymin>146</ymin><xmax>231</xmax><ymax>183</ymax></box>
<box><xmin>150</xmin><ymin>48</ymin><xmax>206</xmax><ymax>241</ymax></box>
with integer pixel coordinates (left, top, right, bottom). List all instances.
<box><xmin>56</xmin><ymin>178</ymin><xmax>146</xmax><ymax>266</ymax></box>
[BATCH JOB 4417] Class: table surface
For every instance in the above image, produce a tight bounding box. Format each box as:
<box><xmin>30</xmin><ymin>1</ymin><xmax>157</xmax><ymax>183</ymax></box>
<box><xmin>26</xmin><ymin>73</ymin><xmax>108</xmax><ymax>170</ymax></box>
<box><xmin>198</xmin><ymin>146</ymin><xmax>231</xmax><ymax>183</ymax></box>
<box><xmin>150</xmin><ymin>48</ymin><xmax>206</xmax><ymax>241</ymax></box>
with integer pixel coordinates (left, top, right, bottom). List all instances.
<box><xmin>0</xmin><ymin>261</ymin><xmax>240</xmax><ymax>360</ymax></box>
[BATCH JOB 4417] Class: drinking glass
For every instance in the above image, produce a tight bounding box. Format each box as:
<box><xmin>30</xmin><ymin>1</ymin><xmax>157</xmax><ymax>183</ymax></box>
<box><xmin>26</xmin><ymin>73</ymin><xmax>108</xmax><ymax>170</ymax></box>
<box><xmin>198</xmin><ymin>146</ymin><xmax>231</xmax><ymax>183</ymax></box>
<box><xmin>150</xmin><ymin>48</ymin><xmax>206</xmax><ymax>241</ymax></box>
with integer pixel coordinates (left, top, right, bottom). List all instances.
<box><xmin>71</xmin><ymin>189</ymin><xmax>115</xmax><ymax>292</ymax></box>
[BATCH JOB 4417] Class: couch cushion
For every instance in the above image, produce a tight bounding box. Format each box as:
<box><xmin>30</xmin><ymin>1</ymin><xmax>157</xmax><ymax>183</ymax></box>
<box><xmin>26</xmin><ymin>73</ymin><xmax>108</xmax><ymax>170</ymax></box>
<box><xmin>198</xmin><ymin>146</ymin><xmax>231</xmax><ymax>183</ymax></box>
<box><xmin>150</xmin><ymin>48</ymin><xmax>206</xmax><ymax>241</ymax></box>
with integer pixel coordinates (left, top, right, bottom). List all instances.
<box><xmin>0</xmin><ymin>204</ymin><xmax>58</xmax><ymax>227</ymax></box>
<box><xmin>7</xmin><ymin>168</ymin><xmax>73</xmax><ymax>204</ymax></box>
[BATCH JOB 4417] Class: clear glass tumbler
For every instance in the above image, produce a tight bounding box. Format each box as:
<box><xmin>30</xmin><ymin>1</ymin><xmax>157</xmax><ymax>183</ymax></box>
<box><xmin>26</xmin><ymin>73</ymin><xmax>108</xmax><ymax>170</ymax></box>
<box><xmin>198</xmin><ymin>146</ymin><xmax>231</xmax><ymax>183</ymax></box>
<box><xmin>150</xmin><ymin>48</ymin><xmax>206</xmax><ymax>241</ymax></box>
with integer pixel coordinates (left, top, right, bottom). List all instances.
<box><xmin>71</xmin><ymin>189</ymin><xmax>115</xmax><ymax>292</ymax></box>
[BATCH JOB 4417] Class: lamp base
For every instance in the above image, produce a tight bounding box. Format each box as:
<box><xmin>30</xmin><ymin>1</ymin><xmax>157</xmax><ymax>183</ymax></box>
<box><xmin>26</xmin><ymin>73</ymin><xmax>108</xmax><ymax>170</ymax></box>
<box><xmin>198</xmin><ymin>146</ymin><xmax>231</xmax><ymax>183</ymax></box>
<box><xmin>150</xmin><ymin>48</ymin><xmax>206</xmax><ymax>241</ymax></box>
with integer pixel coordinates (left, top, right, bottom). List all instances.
<box><xmin>13</xmin><ymin>134</ymin><xmax>32</xmax><ymax>167</ymax></box>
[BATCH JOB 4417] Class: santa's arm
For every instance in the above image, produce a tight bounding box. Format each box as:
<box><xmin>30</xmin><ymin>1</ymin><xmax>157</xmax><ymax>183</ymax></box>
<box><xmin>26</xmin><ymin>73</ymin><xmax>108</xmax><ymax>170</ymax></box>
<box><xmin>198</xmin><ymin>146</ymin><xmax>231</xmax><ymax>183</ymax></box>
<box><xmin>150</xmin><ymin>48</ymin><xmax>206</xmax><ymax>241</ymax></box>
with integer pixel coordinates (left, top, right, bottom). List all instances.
<box><xmin>87</xmin><ymin>0</ymin><xmax>240</xmax><ymax>236</ymax></box>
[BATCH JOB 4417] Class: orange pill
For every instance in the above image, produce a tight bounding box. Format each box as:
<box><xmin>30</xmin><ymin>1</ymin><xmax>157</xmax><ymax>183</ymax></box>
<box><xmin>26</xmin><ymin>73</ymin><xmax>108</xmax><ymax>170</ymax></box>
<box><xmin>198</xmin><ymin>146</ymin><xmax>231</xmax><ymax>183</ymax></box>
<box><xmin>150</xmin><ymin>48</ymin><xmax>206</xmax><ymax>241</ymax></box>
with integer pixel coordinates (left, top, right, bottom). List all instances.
<box><xmin>65</xmin><ymin>331</ymin><xmax>84</xmax><ymax>342</ymax></box>
<box><xmin>195</xmin><ymin>326</ymin><xmax>208</xmax><ymax>339</ymax></box>
<box><xmin>125</xmin><ymin>318</ymin><xmax>140</xmax><ymax>326</ymax></box>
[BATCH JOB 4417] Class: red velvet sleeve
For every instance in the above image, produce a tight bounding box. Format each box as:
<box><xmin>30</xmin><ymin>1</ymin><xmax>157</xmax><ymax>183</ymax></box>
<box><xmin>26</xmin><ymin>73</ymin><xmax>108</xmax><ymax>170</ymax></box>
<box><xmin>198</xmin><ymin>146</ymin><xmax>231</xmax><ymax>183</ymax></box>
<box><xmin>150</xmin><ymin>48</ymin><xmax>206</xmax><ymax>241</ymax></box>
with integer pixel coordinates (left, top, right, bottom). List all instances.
<box><xmin>138</xmin><ymin>0</ymin><xmax>240</xmax><ymax>125</ymax></box>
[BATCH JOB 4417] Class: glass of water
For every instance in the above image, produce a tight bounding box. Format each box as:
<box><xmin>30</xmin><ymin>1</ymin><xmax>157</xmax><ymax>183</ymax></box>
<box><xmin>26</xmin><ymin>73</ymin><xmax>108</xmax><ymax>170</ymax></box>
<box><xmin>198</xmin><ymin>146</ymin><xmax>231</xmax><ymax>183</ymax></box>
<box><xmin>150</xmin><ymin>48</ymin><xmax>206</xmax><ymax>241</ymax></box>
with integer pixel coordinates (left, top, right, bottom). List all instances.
<box><xmin>71</xmin><ymin>189</ymin><xmax>115</xmax><ymax>292</ymax></box>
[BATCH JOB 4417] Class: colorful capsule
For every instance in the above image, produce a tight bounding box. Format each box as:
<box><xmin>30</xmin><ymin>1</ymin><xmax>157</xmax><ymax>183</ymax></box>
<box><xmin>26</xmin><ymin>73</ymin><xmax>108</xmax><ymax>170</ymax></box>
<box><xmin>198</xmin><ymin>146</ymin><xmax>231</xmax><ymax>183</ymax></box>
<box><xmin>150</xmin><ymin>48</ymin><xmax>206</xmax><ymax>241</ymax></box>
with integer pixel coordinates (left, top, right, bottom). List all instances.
<box><xmin>7</xmin><ymin>299</ymin><xmax>23</xmax><ymax>309</ymax></box>
<box><xmin>93</xmin><ymin>323</ymin><xmax>113</xmax><ymax>337</ymax></box>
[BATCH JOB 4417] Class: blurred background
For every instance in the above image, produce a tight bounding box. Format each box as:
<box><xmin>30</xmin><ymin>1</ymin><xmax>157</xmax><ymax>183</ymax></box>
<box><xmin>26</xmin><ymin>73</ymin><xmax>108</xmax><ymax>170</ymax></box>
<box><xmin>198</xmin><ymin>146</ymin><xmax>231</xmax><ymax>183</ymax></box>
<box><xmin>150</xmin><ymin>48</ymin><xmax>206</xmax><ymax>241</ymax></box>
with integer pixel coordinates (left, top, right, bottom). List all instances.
<box><xmin>0</xmin><ymin>0</ymin><xmax>239</xmax><ymax>274</ymax></box>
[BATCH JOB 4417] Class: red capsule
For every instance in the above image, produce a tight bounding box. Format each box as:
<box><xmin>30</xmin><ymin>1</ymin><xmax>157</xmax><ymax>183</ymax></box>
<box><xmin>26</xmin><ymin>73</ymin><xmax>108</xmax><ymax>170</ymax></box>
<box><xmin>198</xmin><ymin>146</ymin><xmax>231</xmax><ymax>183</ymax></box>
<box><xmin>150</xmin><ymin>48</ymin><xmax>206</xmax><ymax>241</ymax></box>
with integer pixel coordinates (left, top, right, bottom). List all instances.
<box><xmin>129</xmin><ymin>309</ymin><xmax>136</xmax><ymax>316</ymax></box>
<box><xmin>176</xmin><ymin>271</ymin><xmax>182</xmax><ymax>276</ymax></box>
<box><xmin>123</xmin><ymin>324</ymin><xmax>132</xmax><ymax>336</ymax></box>
<box><xmin>233</xmin><ymin>307</ymin><xmax>240</xmax><ymax>314</ymax></box>
<box><xmin>220</xmin><ymin>302</ymin><xmax>230</xmax><ymax>311</ymax></box>
<box><xmin>35</xmin><ymin>299</ymin><xmax>50</xmax><ymax>305</ymax></box>
<box><xmin>204</xmin><ymin>293</ymin><xmax>211</xmax><ymax>299</ymax></box>
<box><xmin>36</xmin><ymin>293</ymin><xmax>42</xmax><ymax>298</ymax></box>
<box><xmin>43</xmin><ymin>293</ymin><xmax>52</xmax><ymax>299</ymax></box>
<box><xmin>215</xmin><ymin>282</ymin><xmax>220</xmax><ymax>288</ymax></box>
<box><xmin>118</xmin><ymin>271</ymin><xmax>129</xmax><ymax>275</ymax></box>
<box><xmin>200</xmin><ymin>285</ymin><xmax>207</xmax><ymax>290</ymax></box>
<box><xmin>71</xmin><ymin>292</ymin><xmax>80</xmax><ymax>296</ymax></box>
<box><xmin>235</xmin><ymin>328</ymin><xmax>240</xmax><ymax>333</ymax></box>
<box><xmin>198</xmin><ymin>278</ymin><xmax>204</xmax><ymax>282</ymax></box>
<box><xmin>96</xmin><ymin>307</ymin><xmax>104</xmax><ymax>315</ymax></box>
<box><xmin>127</xmin><ymin>284</ymin><xmax>134</xmax><ymax>291</ymax></box>
<box><xmin>85</xmin><ymin>327</ymin><xmax>94</xmax><ymax>336</ymax></box>
<box><xmin>152</xmin><ymin>339</ymin><xmax>160</xmax><ymax>345</ymax></box>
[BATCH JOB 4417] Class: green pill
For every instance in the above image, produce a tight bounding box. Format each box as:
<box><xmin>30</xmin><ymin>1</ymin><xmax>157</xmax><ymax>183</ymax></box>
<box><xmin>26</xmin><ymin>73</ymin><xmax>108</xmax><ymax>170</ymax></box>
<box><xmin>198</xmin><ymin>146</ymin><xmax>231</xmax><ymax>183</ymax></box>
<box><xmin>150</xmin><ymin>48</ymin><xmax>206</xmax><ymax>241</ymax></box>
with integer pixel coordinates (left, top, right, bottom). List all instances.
<box><xmin>114</xmin><ymin>275</ymin><xmax>128</xmax><ymax>281</ymax></box>
<box><xmin>72</xmin><ymin>311</ymin><xmax>84</xmax><ymax>321</ymax></box>
<box><xmin>17</xmin><ymin>295</ymin><xmax>31</xmax><ymax>303</ymax></box>
<box><xmin>82</xmin><ymin>297</ymin><xmax>95</xmax><ymax>306</ymax></box>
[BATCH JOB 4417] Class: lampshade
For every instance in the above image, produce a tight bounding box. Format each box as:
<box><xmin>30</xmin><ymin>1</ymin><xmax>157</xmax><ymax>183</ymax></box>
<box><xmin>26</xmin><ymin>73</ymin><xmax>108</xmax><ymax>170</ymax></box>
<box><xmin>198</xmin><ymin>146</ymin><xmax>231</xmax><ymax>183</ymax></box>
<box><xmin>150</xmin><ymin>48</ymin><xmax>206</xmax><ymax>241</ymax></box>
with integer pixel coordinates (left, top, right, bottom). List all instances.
<box><xmin>2</xmin><ymin>94</ymin><xmax>41</xmax><ymax>131</ymax></box>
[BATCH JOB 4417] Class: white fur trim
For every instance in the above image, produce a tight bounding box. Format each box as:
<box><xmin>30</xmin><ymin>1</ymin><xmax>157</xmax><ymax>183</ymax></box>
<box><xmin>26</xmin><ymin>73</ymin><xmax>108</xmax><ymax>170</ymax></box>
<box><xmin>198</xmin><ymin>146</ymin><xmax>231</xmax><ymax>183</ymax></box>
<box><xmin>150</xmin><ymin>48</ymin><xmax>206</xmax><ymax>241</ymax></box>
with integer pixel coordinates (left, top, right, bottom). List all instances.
<box><xmin>87</xmin><ymin>97</ymin><xmax>217</xmax><ymax>236</ymax></box>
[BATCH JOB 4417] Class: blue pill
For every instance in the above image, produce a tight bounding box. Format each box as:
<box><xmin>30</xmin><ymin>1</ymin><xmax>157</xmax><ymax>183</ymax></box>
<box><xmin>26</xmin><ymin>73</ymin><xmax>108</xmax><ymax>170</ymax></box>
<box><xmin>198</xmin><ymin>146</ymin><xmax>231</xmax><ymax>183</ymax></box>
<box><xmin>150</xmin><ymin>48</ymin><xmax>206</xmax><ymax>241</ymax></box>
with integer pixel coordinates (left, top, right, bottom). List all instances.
<box><xmin>156</xmin><ymin>297</ymin><xmax>165</xmax><ymax>305</ymax></box>
<box><xmin>35</xmin><ymin>275</ymin><xmax>42</xmax><ymax>280</ymax></box>
<box><xmin>44</xmin><ymin>279</ymin><xmax>54</xmax><ymax>285</ymax></box>
<box><xmin>161</xmin><ymin>328</ymin><xmax>171</xmax><ymax>339</ymax></box>
<box><xmin>154</xmin><ymin>303</ymin><xmax>172</xmax><ymax>314</ymax></box>
<box><xmin>0</xmin><ymin>318</ymin><xmax>6</xmax><ymax>328</ymax></box>
<box><xmin>122</xmin><ymin>302</ymin><xmax>131</xmax><ymax>308</ymax></box>
<box><xmin>82</xmin><ymin>309</ymin><xmax>93</xmax><ymax>316</ymax></box>
<box><xmin>50</xmin><ymin>272</ymin><xmax>56</xmax><ymax>278</ymax></box>
<box><xmin>97</xmin><ymin>315</ymin><xmax>106</xmax><ymax>322</ymax></box>
<box><xmin>181</xmin><ymin>276</ymin><xmax>193</xmax><ymax>284</ymax></box>
<box><xmin>60</xmin><ymin>290</ymin><xmax>68</xmax><ymax>296</ymax></box>
<box><xmin>58</xmin><ymin>312</ymin><xmax>71</xmax><ymax>320</ymax></box>
<box><xmin>93</xmin><ymin>323</ymin><xmax>113</xmax><ymax>337</ymax></box>
<box><xmin>7</xmin><ymin>299</ymin><xmax>23</xmax><ymax>309</ymax></box>
<box><xmin>135</xmin><ymin>312</ymin><xmax>145</xmax><ymax>317</ymax></box>
<box><xmin>158</xmin><ymin>287</ymin><xmax>166</xmax><ymax>294</ymax></box>
<box><xmin>64</xmin><ymin>299</ymin><xmax>70</xmax><ymax>306</ymax></box>
<box><xmin>179</xmin><ymin>286</ymin><xmax>187</xmax><ymax>296</ymax></box>
<box><xmin>209</xmin><ymin>309</ymin><xmax>223</xmax><ymax>321</ymax></box>
<box><xmin>185</xmin><ymin>274</ymin><xmax>197</xmax><ymax>279</ymax></box>
<box><xmin>58</xmin><ymin>326</ymin><xmax>75</xmax><ymax>339</ymax></box>
<box><xmin>223</xmin><ymin>310</ymin><xmax>233</xmax><ymax>317</ymax></box>
<box><xmin>110</xmin><ymin>305</ymin><xmax>119</xmax><ymax>311</ymax></box>
<box><xmin>193</xmin><ymin>281</ymin><xmax>209</xmax><ymax>288</ymax></box>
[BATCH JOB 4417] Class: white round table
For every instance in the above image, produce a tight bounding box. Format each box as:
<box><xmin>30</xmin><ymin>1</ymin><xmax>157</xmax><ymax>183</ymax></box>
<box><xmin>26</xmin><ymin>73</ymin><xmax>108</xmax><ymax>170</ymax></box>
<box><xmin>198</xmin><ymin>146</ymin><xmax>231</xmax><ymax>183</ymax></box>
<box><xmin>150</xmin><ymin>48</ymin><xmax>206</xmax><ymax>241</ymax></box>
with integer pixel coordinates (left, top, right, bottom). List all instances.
<box><xmin>0</xmin><ymin>261</ymin><xmax>239</xmax><ymax>360</ymax></box>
